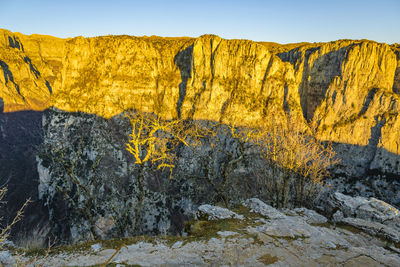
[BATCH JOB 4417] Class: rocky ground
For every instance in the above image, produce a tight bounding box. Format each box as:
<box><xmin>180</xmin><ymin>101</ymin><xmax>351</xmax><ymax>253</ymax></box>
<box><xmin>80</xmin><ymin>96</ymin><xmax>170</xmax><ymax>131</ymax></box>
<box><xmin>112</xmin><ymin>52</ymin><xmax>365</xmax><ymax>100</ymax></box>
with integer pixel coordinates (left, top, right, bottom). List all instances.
<box><xmin>1</xmin><ymin>195</ymin><xmax>400</xmax><ymax>267</ymax></box>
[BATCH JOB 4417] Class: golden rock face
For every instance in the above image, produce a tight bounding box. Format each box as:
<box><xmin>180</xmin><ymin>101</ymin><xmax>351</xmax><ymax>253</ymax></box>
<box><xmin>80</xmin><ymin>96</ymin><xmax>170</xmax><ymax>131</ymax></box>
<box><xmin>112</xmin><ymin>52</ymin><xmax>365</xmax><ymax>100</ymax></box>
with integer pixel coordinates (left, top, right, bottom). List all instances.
<box><xmin>0</xmin><ymin>29</ymin><xmax>56</xmax><ymax>112</ymax></box>
<box><xmin>1</xmin><ymin>29</ymin><xmax>400</xmax><ymax>156</ymax></box>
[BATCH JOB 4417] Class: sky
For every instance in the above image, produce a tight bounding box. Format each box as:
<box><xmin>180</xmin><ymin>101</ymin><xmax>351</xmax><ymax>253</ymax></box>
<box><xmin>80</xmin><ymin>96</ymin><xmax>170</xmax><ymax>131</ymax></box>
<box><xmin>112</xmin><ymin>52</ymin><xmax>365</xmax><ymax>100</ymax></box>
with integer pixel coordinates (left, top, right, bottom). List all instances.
<box><xmin>0</xmin><ymin>0</ymin><xmax>399</xmax><ymax>44</ymax></box>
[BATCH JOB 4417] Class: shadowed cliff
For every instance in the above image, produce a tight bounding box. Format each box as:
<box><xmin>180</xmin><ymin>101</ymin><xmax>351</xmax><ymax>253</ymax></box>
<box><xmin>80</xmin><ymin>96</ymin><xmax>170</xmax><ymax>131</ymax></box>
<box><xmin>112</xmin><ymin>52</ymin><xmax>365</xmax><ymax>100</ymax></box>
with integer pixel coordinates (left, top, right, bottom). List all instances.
<box><xmin>0</xmin><ymin>110</ymin><xmax>49</xmax><ymax>245</ymax></box>
<box><xmin>35</xmin><ymin>108</ymin><xmax>400</xmax><ymax>243</ymax></box>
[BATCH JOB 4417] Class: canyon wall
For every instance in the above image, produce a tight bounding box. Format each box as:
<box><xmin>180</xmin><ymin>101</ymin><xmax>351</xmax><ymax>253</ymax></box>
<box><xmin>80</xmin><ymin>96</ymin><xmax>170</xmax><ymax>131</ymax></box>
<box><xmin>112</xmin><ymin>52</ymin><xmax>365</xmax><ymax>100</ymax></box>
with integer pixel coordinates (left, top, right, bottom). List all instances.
<box><xmin>1</xmin><ymin>29</ymin><xmax>400</xmax><ymax>242</ymax></box>
<box><xmin>1</xmin><ymin>29</ymin><xmax>399</xmax><ymax>162</ymax></box>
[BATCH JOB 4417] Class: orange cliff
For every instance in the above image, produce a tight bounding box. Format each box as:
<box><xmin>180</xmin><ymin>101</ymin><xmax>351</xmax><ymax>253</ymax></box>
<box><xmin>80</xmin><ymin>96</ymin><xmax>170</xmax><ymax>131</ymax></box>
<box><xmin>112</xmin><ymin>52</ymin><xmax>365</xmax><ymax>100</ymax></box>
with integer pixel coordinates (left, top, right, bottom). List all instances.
<box><xmin>1</xmin><ymin>29</ymin><xmax>400</xmax><ymax>159</ymax></box>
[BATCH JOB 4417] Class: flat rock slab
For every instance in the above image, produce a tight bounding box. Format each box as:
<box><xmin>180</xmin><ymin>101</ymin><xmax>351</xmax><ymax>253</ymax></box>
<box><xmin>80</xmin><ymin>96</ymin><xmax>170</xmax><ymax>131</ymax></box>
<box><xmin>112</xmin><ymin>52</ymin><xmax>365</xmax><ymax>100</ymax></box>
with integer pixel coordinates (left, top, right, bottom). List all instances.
<box><xmin>7</xmin><ymin>198</ymin><xmax>400</xmax><ymax>267</ymax></box>
<box><xmin>286</xmin><ymin>207</ymin><xmax>328</xmax><ymax>224</ymax></box>
<box><xmin>18</xmin><ymin>227</ymin><xmax>400</xmax><ymax>267</ymax></box>
<box><xmin>341</xmin><ymin>217</ymin><xmax>400</xmax><ymax>243</ymax></box>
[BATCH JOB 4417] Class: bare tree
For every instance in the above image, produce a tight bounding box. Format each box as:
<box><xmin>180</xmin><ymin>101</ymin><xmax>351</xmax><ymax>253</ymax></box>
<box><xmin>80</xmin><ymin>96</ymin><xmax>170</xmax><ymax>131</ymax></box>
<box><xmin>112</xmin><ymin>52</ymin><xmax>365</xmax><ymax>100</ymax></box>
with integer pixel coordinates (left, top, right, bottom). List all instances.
<box><xmin>255</xmin><ymin>115</ymin><xmax>340</xmax><ymax>208</ymax></box>
<box><xmin>0</xmin><ymin>186</ymin><xmax>30</xmax><ymax>248</ymax></box>
<box><xmin>180</xmin><ymin>121</ymin><xmax>259</xmax><ymax>207</ymax></box>
<box><xmin>125</xmin><ymin>111</ymin><xmax>190</xmax><ymax>232</ymax></box>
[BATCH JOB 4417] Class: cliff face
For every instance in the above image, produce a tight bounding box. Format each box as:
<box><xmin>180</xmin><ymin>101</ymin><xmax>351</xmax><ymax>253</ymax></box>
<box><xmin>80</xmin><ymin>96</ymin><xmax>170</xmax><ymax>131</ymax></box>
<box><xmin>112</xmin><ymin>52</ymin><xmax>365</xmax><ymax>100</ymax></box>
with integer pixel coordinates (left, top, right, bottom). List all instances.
<box><xmin>2</xmin><ymin>29</ymin><xmax>400</xmax><ymax>175</ymax></box>
<box><xmin>1</xmin><ymin>29</ymin><xmax>400</xmax><ymax>241</ymax></box>
<box><xmin>37</xmin><ymin>108</ymin><xmax>268</xmax><ymax>242</ymax></box>
<box><xmin>277</xmin><ymin>40</ymin><xmax>400</xmax><ymax>175</ymax></box>
<box><xmin>1</xmin><ymin>30</ymin><xmax>399</xmax><ymax>150</ymax></box>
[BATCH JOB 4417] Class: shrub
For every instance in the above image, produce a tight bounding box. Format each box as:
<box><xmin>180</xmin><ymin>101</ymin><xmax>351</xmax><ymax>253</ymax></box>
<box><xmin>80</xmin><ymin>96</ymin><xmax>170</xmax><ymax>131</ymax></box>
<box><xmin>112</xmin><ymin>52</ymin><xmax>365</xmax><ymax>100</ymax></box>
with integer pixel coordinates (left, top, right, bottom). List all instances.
<box><xmin>254</xmin><ymin>116</ymin><xmax>340</xmax><ymax>208</ymax></box>
<box><xmin>0</xmin><ymin>186</ymin><xmax>30</xmax><ymax>248</ymax></box>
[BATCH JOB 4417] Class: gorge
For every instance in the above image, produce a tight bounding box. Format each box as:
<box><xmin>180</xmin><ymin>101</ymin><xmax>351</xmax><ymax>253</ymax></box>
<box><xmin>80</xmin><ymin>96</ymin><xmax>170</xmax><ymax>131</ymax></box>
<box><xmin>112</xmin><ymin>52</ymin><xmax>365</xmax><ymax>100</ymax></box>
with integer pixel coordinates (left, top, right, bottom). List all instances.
<box><xmin>0</xmin><ymin>28</ymin><xmax>400</xmax><ymax>246</ymax></box>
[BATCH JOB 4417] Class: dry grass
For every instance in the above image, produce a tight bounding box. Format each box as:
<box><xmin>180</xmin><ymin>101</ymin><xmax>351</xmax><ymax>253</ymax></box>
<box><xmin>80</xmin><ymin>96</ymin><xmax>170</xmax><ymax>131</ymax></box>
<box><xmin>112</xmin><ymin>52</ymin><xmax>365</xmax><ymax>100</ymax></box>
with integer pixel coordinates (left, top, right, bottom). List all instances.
<box><xmin>15</xmin><ymin>222</ymin><xmax>51</xmax><ymax>250</ymax></box>
<box><xmin>258</xmin><ymin>253</ymin><xmax>279</xmax><ymax>265</ymax></box>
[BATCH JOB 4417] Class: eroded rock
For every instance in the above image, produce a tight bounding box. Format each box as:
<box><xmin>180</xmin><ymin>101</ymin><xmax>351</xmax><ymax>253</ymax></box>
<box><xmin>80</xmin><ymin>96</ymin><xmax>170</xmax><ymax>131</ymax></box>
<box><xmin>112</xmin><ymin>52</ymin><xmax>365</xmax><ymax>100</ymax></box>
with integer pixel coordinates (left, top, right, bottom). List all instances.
<box><xmin>196</xmin><ymin>204</ymin><xmax>244</xmax><ymax>220</ymax></box>
<box><xmin>341</xmin><ymin>217</ymin><xmax>400</xmax><ymax>243</ymax></box>
<box><xmin>0</xmin><ymin>251</ymin><xmax>15</xmax><ymax>267</ymax></box>
<box><xmin>286</xmin><ymin>207</ymin><xmax>328</xmax><ymax>224</ymax></box>
<box><xmin>10</xmin><ymin>198</ymin><xmax>400</xmax><ymax>267</ymax></box>
<box><xmin>242</xmin><ymin>198</ymin><xmax>286</xmax><ymax>220</ymax></box>
<box><xmin>325</xmin><ymin>192</ymin><xmax>400</xmax><ymax>242</ymax></box>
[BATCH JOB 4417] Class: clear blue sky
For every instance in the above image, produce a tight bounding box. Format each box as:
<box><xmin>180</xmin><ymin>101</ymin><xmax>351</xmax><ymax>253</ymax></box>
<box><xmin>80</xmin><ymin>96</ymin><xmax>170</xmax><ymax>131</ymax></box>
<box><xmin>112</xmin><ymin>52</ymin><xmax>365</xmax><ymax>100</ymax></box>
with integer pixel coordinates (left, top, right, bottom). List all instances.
<box><xmin>0</xmin><ymin>0</ymin><xmax>399</xmax><ymax>44</ymax></box>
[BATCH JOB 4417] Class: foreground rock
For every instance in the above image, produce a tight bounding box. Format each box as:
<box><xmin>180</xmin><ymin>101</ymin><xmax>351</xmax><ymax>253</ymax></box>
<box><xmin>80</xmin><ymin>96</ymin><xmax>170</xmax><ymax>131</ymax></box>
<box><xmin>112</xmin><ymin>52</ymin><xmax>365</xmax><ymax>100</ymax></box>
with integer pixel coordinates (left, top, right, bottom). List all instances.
<box><xmin>4</xmin><ymin>198</ymin><xmax>399</xmax><ymax>267</ymax></box>
<box><xmin>0</xmin><ymin>251</ymin><xmax>15</xmax><ymax>267</ymax></box>
<box><xmin>243</xmin><ymin>198</ymin><xmax>287</xmax><ymax>220</ymax></box>
<box><xmin>324</xmin><ymin>192</ymin><xmax>400</xmax><ymax>242</ymax></box>
<box><xmin>196</xmin><ymin>204</ymin><xmax>244</xmax><ymax>220</ymax></box>
<box><xmin>327</xmin><ymin>175</ymin><xmax>400</xmax><ymax>207</ymax></box>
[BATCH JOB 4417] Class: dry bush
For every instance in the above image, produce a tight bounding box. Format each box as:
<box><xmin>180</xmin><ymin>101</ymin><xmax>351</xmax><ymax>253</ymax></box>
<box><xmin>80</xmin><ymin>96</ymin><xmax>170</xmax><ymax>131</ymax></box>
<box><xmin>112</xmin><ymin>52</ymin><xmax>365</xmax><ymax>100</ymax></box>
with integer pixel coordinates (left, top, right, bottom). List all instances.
<box><xmin>254</xmin><ymin>116</ymin><xmax>340</xmax><ymax>208</ymax></box>
<box><xmin>182</xmin><ymin>121</ymin><xmax>259</xmax><ymax>207</ymax></box>
<box><xmin>0</xmin><ymin>186</ymin><xmax>30</xmax><ymax>248</ymax></box>
<box><xmin>125</xmin><ymin>112</ymin><xmax>339</xmax><ymax>209</ymax></box>
<box><xmin>14</xmin><ymin>222</ymin><xmax>51</xmax><ymax>250</ymax></box>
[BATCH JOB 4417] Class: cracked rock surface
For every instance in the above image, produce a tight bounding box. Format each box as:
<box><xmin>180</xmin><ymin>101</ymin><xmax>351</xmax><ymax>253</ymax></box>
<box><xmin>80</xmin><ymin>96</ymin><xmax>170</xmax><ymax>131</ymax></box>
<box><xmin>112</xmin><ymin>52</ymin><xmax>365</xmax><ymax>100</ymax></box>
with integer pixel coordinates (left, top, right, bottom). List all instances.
<box><xmin>324</xmin><ymin>192</ymin><xmax>400</xmax><ymax>242</ymax></box>
<box><xmin>5</xmin><ymin>198</ymin><xmax>399</xmax><ymax>267</ymax></box>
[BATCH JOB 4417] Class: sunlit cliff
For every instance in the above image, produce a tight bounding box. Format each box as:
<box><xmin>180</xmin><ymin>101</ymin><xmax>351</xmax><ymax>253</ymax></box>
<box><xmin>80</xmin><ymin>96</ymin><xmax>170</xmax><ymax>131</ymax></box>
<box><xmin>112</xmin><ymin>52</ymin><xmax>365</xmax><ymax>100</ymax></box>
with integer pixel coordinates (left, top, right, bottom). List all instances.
<box><xmin>1</xmin><ymin>28</ymin><xmax>400</xmax><ymax>160</ymax></box>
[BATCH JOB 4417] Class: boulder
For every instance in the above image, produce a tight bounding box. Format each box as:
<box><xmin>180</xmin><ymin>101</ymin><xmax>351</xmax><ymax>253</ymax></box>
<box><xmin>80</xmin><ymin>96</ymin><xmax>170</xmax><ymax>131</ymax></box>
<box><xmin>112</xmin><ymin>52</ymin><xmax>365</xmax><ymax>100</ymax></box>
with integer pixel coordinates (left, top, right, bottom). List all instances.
<box><xmin>250</xmin><ymin>217</ymin><xmax>315</xmax><ymax>239</ymax></box>
<box><xmin>196</xmin><ymin>204</ymin><xmax>244</xmax><ymax>220</ymax></box>
<box><xmin>330</xmin><ymin>192</ymin><xmax>399</xmax><ymax>220</ymax></box>
<box><xmin>326</xmin><ymin>192</ymin><xmax>400</xmax><ymax>242</ymax></box>
<box><xmin>341</xmin><ymin>217</ymin><xmax>400</xmax><ymax>243</ymax></box>
<box><xmin>287</xmin><ymin>207</ymin><xmax>328</xmax><ymax>224</ymax></box>
<box><xmin>0</xmin><ymin>251</ymin><xmax>15</xmax><ymax>267</ymax></box>
<box><xmin>242</xmin><ymin>198</ymin><xmax>286</xmax><ymax>220</ymax></box>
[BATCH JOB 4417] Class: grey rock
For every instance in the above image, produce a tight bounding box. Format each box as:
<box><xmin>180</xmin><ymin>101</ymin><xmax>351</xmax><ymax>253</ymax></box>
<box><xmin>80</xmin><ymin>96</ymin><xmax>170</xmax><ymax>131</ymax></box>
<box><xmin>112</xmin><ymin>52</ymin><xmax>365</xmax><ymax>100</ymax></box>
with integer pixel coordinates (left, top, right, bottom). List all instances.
<box><xmin>196</xmin><ymin>204</ymin><xmax>244</xmax><ymax>220</ymax></box>
<box><xmin>327</xmin><ymin>192</ymin><xmax>400</xmax><ymax>224</ymax></box>
<box><xmin>250</xmin><ymin>217</ymin><xmax>314</xmax><ymax>239</ymax></box>
<box><xmin>171</xmin><ymin>241</ymin><xmax>183</xmax><ymax>249</ymax></box>
<box><xmin>341</xmin><ymin>217</ymin><xmax>400</xmax><ymax>243</ymax></box>
<box><xmin>217</xmin><ymin>231</ymin><xmax>238</xmax><ymax>237</ymax></box>
<box><xmin>242</xmin><ymin>198</ymin><xmax>286</xmax><ymax>220</ymax></box>
<box><xmin>10</xmin><ymin>199</ymin><xmax>400</xmax><ymax>266</ymax></box>
<box><xmin>330</xmin><ymin>192</ymin><xmax>370</xmax><ymax>217</ymax></box>
<box><xmin>91</xmin><ymin>243</ymin><xmax>102</xmax><ymax>253</ymax></box>
<box><xmin>332</xmin><ymin>210</ymin><xmax>344</xmax><ymax>222</ymax></box>
<box><xmin>368</xmin><ymin>197</ymin><xmax>399</xmax><ymax>220</ymax></box>
<box><xmin>289</xmin><ymin>207</ymin><xmax>328</xmax><ymax>224</ymax></box>
<box><xmin>0</xmin><ymin>251</ymin><xmax>15</xmax><ymax>267</ymax></box>
<box><xmin>325</xmin><ymin>192</ymin><xmax>400</xmax><ymax>242</ymax></box>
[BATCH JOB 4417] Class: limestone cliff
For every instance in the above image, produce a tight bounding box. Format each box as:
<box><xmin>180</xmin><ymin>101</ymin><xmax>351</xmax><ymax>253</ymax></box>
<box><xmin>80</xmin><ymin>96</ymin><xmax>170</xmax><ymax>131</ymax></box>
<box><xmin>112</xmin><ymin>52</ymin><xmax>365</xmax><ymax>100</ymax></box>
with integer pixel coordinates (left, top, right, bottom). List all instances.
<box><xmin>2</xmin><ymin>29</ymin><xmax>400</xmax><ymax>177</ymax></box>
<box><xmin>2</xmin><ymin>28</ymin><xmax>400</xmax><ymax>243</ymax></box>
<box><xmin>1</xmin><ymin>30</ymin><xmax>399</xmax><ymax>149</ymax></box>
<box><xmin>1</xmin><ymin>29</ymin><xmax>400</xmax><ymax>175</ymax></box>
